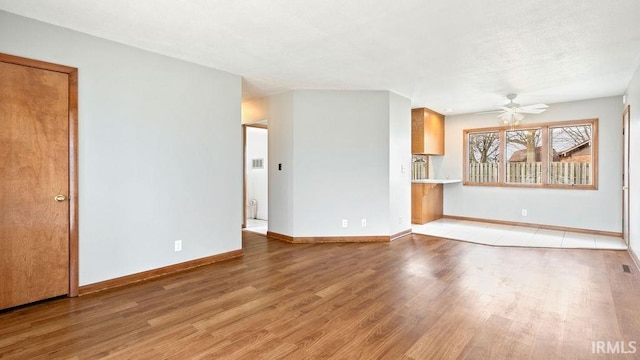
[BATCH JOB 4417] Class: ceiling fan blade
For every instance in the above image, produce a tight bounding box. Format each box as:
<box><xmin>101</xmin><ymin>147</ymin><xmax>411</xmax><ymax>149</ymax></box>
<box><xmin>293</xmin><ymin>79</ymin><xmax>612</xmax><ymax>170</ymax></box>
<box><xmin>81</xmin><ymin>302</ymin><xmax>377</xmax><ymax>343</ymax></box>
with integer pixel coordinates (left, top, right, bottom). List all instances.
<box><xmin>474</xmin><ymin>110</ymin><xmax>504</xmax><ymax>114</ymax></box>
<box><xmin>519</xmin><ymin>103</ymin><xmax>548</xmax><ymax>111</ymax></box>
<box><xmin>519</xmin><ymin>108</ymin><xmax>548</xmax><ymax>114</ymax></box>
<box><xmin>477</xmin><ymin>101</ymin><xmax>549</xmax><ymax>117</ymax></box>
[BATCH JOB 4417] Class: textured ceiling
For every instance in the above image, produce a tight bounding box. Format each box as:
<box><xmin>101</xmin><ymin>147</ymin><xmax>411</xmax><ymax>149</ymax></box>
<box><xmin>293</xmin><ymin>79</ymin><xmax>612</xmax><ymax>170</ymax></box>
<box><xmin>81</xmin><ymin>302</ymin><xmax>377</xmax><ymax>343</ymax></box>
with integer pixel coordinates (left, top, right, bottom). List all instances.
<box><xmin>1</xmin><ymin>0</ymin><xmax>640</xmax><ymax>114</ymax></box>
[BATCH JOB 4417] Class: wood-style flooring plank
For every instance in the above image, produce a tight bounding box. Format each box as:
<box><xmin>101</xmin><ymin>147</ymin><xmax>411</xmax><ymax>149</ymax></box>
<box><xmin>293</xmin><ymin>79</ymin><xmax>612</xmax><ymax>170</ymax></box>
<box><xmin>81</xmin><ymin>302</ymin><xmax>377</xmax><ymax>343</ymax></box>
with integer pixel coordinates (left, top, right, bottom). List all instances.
<box><xmin>1</xmin><ymin>232</ymin><xmax>639</xmax><ymax>359</ymax></box>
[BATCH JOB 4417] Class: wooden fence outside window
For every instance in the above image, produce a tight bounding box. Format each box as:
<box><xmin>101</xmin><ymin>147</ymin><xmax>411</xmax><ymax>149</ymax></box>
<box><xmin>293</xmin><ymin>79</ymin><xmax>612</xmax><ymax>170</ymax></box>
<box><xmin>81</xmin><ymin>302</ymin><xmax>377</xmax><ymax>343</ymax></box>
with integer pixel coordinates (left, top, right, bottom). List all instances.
<box><xmin>468</xmin><ymin>162</ymin><xmax>591</xmax><ymax>185</ymax></box>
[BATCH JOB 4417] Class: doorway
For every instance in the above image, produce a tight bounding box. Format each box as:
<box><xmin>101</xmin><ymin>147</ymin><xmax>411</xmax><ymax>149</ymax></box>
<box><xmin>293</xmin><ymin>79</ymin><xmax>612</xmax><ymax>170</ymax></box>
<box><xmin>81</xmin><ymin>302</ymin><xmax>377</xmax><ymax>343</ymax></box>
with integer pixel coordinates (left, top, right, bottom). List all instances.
<box><xmin>0</xmin><ymin>53</ymin><xmax>79</xmax><ymax>309</ymax></box>
<box><xmin>243</xmin><ymin>124</ymin><xmax>268</xmax><ymax>235</ymax></box>
<box><xmin>623</xmin><ymin>104</ymin><xmax>630</xmax><ymax>246</ymax></box>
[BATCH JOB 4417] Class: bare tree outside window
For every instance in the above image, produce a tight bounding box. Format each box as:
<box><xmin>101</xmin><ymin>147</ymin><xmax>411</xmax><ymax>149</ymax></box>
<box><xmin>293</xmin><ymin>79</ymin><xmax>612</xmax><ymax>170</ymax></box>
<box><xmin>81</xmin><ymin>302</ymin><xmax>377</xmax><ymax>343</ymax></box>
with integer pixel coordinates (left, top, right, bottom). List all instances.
<box><xmin>505</xmin><ymin>128</ymin><xmax>542</xmax><ymax>184</ymax></box>
<box><xmin>467</xmin><ymin>131</ymin><xmax>499</xmax><ymax>183</ymax></box>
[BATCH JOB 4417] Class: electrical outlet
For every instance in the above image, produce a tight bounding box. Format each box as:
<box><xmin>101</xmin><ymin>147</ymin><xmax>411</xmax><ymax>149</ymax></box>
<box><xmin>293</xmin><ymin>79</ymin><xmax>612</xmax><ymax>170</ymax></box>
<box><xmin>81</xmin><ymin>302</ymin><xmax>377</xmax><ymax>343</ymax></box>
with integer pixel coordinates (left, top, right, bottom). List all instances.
<box><xmin>399</xmin><ymin>216</ymin><xmax>403</xmax><ymax>224</ymax></box>
<box><xmin>361</xmin><ymin>219</ymin><xmax>367</xmax><ymax>227</ymax></box>
<box><xmin>174</xmin><ymin>240</ymin><xmax>182</xmax><ymax>252</ymax></box>
<box><xmin>521</xmin><ymin>209</ymin><xmax>527</xmax><ymax>217</ymax></box>
<box><xmin>342</xmin><ymin>219</ymin><xmax>348</xmax><ymax>228</ymax></box>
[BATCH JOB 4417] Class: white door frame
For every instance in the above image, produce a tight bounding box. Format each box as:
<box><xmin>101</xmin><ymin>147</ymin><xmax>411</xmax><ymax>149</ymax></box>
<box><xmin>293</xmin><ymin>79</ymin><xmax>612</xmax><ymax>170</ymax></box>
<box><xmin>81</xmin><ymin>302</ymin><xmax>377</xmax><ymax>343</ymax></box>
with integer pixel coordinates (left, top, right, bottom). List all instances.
<box><xmin>623</xmin><ymin>104</ymin><xmax>631</xmax><ymax>246</ymax></box>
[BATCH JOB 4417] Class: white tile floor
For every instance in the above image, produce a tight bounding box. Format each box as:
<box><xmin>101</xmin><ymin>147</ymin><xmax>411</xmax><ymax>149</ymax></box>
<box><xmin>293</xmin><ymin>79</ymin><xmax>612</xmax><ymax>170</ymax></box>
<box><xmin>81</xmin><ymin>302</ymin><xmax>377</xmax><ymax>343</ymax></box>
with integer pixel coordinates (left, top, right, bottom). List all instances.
<box><xmin>244</xmin><ymin>219</ymin><xmax>268</xmax><ymax>235</ymax></box>
<box><xmin>412</xmin><ymin>218</ymin><xmax>627</xmax><ymax>250</ymax></box>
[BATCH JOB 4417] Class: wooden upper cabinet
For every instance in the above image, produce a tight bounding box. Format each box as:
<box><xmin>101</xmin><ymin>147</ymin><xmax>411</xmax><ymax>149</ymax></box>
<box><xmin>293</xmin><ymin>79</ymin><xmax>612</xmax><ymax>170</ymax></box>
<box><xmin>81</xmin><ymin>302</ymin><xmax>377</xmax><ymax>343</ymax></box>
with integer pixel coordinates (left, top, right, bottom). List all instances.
<box><xmin>411</xmin><ymin>107</ymin><xmax>444</xmax><ymax>155</ymax></box>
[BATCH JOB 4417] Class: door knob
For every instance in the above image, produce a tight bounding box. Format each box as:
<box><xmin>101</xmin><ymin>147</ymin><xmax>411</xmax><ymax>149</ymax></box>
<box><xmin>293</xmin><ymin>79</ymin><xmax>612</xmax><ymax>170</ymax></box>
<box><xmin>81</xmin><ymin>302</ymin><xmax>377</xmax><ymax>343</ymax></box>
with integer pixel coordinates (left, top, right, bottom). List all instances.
<box><xmin>54</xmin><ymin>195</ymin><xmax>67</xmax><ymax>202</ymax></box>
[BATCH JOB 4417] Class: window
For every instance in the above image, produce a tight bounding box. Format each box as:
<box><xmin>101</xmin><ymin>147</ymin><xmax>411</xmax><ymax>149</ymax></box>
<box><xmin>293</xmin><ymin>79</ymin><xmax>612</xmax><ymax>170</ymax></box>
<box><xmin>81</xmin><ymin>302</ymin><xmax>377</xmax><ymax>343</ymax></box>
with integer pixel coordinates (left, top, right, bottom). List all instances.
<box><xmin>467</xmin><ymin>131</ymin><xmax>500</xmax><ymax>184</ymax></box>
<box><xmin>505</xmin><ymin>128</ymin><xmax>542</xmax><ymax>184</ymax></box>
<box><xmin>548</xmin><ymin>124</ymin><xmax>594</xmax><ymax>185</ymax></box>
<box><xmin>463</xmin><ymin>119</ymin><xmax>597</xmax><ymax>189</ymax></box>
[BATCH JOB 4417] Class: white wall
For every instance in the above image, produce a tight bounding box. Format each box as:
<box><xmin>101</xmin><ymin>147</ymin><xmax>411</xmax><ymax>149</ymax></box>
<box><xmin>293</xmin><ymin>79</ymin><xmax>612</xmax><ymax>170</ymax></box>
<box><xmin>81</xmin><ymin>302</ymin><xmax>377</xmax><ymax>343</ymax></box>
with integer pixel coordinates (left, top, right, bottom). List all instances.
<box><xmin>242</xmin><ymin>98</ymin><xmax>269</xmax><ymax>124</ymax></box>
<box><xmin>434</xmin><ymin>96</ymin><xmax>623</xmax><ymax>233</ymax></box>
<box><xmin>246</xmin><ymin>127</ymin><xmax>268</xmax><ymax>220</ymax></box>
<box><xmin>265</xmin><ymin>90</ymin><xmax>411</xmax><ymax>238</ymax></box>
<box><xmin>267</xmin><ymin>92</ymin><xmax>295</xmax><ymax>236</ymax></box>
<box><xmin>389</xmin><ymin>93</ymin><xmax>412</xmax><ymax>234</ymax></box>
<box><xmin>626</xmin><ymin>64</ymin><xmax>640</xmax><ymax>262</ymax></box>
<box><xmin>0</xmin><ymin>11</ymin><xmax>242</xmax><ymax>285</ymax></box>
<box><xmin>292</xmin><ymin>90</ymin><xmax>390</xmax><ymax>236</ymax></box>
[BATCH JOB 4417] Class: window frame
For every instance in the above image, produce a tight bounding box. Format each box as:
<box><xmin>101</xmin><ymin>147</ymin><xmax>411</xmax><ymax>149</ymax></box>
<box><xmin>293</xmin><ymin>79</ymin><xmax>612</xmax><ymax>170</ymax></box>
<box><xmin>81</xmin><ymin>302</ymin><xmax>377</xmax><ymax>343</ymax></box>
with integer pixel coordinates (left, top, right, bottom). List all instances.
<box><xmin>465</xmin><ymin>130</ymin><xmax>502</xmax><ymax>185</ymax></box>
<box><xmin>463</xmin><ymin>118</ymin><xmax>598</xmax><ymax>190</ymax></box>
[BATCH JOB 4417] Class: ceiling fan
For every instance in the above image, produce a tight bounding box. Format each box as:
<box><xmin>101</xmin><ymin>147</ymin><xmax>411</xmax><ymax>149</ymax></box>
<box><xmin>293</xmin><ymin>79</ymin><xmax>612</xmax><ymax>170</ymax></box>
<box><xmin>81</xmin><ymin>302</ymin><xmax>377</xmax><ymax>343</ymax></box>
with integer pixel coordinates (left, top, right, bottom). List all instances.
<box><xmin>481</xmin><ymin>94</ymin><xmax>549</xmax><ymax>126</ymax></box>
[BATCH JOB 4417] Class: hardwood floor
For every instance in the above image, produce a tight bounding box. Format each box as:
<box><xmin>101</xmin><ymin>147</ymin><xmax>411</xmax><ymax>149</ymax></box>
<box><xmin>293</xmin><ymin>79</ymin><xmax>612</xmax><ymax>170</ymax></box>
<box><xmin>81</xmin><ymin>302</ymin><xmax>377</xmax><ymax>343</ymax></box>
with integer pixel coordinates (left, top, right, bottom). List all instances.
<box><xmin>1</xmin><ymin>232</ymin><xmax>639</xmax><ymax>359</ymax></box>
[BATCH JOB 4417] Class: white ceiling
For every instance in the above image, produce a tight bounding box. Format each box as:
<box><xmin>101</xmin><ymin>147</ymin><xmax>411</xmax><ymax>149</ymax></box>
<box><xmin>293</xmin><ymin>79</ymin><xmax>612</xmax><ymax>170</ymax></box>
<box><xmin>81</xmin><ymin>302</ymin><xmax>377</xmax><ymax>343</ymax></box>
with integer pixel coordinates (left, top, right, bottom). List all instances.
<box><xmin>2</xmin><ymin>0</ymin><xmax>640</xmax><ymax>114</ymax></box>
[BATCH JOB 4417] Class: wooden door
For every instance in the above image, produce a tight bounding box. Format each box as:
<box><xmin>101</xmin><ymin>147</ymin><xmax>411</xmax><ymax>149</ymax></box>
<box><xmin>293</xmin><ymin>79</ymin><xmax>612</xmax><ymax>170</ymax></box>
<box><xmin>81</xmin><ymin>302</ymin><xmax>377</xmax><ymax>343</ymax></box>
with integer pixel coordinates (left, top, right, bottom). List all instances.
<box><xmin>0</xmin><ymin>54</ymin><xmax>78</xmax><ymax>309</ymax></box>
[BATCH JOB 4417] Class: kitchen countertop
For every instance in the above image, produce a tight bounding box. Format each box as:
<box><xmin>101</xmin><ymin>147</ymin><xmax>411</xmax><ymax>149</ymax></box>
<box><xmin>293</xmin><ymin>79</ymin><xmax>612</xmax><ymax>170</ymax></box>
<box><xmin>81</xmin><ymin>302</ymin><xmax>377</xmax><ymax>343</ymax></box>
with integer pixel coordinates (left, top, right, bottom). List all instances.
<box><xmin>411</xmin><ymin>179</ymin><xmax>461</xmax><ymax>184</ymax></box>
